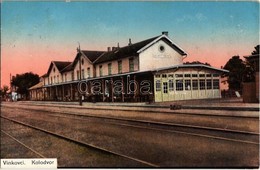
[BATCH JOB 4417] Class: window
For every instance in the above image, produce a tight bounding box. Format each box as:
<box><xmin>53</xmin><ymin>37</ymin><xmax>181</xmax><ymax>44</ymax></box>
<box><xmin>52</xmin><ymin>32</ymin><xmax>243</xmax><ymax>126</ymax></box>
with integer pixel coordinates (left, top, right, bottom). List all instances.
<box><xmin>108</xmin><ymin>63</ymin><xmax>112</xmax><ymax>75</ymax></box>
<box><xmin>155</xmin><ymin>74</ymin><xmax>160</xmax><ymax>78</ymax></box>
<box><xmin>118</xmin><ymin>60</ymin><xmax>122</xmax><ymax>74</ymax></box>
<box><xmin>168</xmin><ymin>74</ymin><xmax>174</xmax><ymax>78</ymax></box>
<box><xmin>82</xmin><ymin>69</ymin><xmax>84</xmax><ymax>79</ymax></box>
<box><xmin>213</xmin><ymin>79</ymin><xmax>219</xmax><ymax>89</ymax></box>
<box><xmin>199</xmin><ymin>79</ymin><xmax>205</xmax><ymax>90</ymax></box>
<box><xmin>206</xmin><ymin>74</ymin><xmax>212</xmax><ymax>77</ymax></box>
<box><xmin>129</xmin><ymin>58</ymin><xmax>134</xmax><ymax>72</ymax></box>
<box><xmin>57</xmin><ymin>75</ymin><xmax>59</xmax><ymax>83</ymax></box>
<box><xmin>77</xmin><ymin>70</ymin><xmax>79</xmax><ymax>80</ymax></box>
<box><xmin>51</xmin><ymin>77</ymin><xmax>53</xmax><ymax>84</ymax></box>
<box><xmin>213</xmin><ymin>74</ymin><xmax>219</xmax><ymax>77</ymax></box>
<box><xmin>162</xmin><ymin>74</ymin><xmax>167</xmax><ymax>78</ymax></box>
<box><xmin>71</xmin><ymin>72</ymin><xmax>74</xmax><ymax>81</ymax></box>
<box><xmin>156</xmin><ymin>80</ymin><xmax>161</xmax><ymax>91</ymax></box>
<box><xmin>184</xmin><ymin>74</ymin><xmax>191</xmax><ymax>77</ymax></box>
<box><xmin>169</xmin><ymin>80</ymin><xmax>174</xmax><ymax>91</ymax></box>
<box><xmin>199</xmin><ymin>74</ymin><xmax>205</xmax><ymax>77</ymax></box>
<box><xmin>81</xmin><ymin>58</ymin><xmax>84</xmax><ymax>65</ymax></box>
<box><xmin>192</xmin><ymin>80</ymin><xmax>198</xmax><ymax>90</ymax></box>
<box><xmin>65</xmin><ymin>73</ymin><xmax>67</xmax><ymax>82</ymax></box>
<box><xmin>192</xmin><ymin>74</ymin><xmax>198</xmax><ymax>77</ymax></box>
<box><xmin>159</xmin><ymin>45</ymin><xmax>165</xmax><ymax>53</ymax></box>
<box><xmin>87</xmin><ymin>67</ymin><xmax>90</xmax><ymax>78</ymax></box>
<box><xmin>185</xmin><ymin>80</ymin><xmax>191</xmax><ymax>90</ymax></box>
<box><xmin>163</xmin><ymin>82</ymin><xmax>168</xmax><ymax>93</ymax></box>
<box><xmin>175</xmin><ymin>74</ymin><xmax>183</xmax><ymax>78</ymax></box>
<box><xmin>176</xmin><ymin>80</ymin><xmax>183</xmax><ymax>91</ymax></box>
<box><xmin>99</xmin><ymin>65</ymin><xmax>103</xmax><ymax>77</ymax></box>
<box><xmin>206</xmin><ymin>79</ymin><xmax>212</xmax><ymax>89</ymax></box>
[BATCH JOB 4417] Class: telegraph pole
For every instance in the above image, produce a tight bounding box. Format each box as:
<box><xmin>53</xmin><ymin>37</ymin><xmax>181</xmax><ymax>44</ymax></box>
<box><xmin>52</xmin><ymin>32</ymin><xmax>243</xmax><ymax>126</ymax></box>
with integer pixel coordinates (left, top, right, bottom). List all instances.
<box><xmin>78</xmin><ymin>43</ymin><xmax>82</xmax><ymax>106</ymax></box>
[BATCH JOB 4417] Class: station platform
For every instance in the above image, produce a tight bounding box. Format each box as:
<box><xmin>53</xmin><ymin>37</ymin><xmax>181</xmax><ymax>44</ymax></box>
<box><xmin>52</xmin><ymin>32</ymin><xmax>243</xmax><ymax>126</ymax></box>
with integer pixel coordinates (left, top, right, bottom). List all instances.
<box><xmin>4</xmin><ymin>98</ymin><xmax>259</xmax><ymax>118</ymax></box>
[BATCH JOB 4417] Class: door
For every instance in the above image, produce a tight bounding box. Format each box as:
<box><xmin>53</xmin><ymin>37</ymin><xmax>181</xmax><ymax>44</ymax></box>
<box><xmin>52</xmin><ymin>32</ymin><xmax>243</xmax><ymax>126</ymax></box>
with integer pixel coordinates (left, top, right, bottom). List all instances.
<box><xmin>162</xmin><ymin>81</ymin><xmax>169</xmax><ymax>101</ymax></box>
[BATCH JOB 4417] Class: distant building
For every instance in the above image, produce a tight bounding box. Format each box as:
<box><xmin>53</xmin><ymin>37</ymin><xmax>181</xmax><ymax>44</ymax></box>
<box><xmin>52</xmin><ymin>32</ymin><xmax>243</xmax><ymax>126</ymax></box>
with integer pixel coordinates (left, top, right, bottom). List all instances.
<box><xmin>29</xmin><ymin>32</ymin><xmax>228</xmax><ymax>102</ymax></box>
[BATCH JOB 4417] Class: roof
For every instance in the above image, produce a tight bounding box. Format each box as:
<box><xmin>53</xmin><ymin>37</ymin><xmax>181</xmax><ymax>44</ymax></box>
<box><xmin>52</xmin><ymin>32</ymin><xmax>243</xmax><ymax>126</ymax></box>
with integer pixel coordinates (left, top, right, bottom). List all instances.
<box><xmin>81</xmin><ymin>50</ymin><xmax>105</xmax><ymax>63</ymax></box>
<box><xmin>61</xmin><ymin>63</ymin><xmax>74</xmax><ymax>73</ymax></box>
<box><xmin>94</xmin><ymin>36</ymin><xmax>160</xmax><ymax>64</ymax></box>
<box><xmin>71</xmin><ymin>50</ymin><xmax>104</xmax><ymax>68</ymax></box>
<box><xmin>41</xmin><ymin>73</ymin><xmax>48</xmax><ymax>77</ymax></box>
<box><xmin>47</xmin><ymin>61</ymin><xmax>72</xmax><ymax>75</ymax></box>
<box><xmin>152</xmin><ymin>64</ymin><xmax>229</xmax><ymax>73</ymax></box>
<box><xmin>94</xmin><ymin>34</ymin><xmax>187</xmax><ymax>64</ymax></box>
<box><xmin>29</xmin><ymin>81</ymin><xmax>44</xmax><ymax>90</ymax></box>
<box><xmin>53</xmin><ymin>61</ymin><xmax>72</xmax><ymax>71</ymax></box>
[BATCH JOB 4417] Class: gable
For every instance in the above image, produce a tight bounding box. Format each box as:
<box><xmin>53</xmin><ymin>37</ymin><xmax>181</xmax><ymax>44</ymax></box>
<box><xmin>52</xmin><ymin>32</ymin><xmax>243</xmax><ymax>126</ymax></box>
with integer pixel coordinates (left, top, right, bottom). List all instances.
<box><xmin>137</xmin><ymin>35</ymin><xmax>187</xmax><ymax>56</ymax></box>
<box><xmin>47</xmin><ymin>61</ymin><xmax>71</xmax><ymax>75</ymax></box>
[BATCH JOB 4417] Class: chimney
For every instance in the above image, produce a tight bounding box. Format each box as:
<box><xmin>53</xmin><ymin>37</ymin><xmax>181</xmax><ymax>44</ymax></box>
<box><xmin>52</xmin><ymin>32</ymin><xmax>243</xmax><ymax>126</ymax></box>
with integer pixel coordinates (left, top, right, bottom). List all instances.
<box><xmin>128</xmin><ymin>38</ymin><xmax>132</xmax><ymax>46</ymax></box>
<box><xmin>162</xmin><ymin>31</ymin><xmax>168</xmax><ymax>36</ymax></box>
<box><xmin>107</xmin><ymin>47</ymin><xmax>111</xmax><ymax>52</ymax></box>
<box><xmin>117</xmin><ymin>42</ymin><xmax>120</xmax><ymax>48</ymax></box>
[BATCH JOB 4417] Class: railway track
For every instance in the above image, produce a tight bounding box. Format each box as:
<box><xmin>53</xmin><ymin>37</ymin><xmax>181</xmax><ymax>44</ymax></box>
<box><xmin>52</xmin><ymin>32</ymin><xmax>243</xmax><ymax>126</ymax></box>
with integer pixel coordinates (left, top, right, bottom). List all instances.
<box><xmin>1</xmin><ymin>107</ymin><xmax>259</xmax><ymax>145</ymax></box>
<box><xmin>2</xmin><ymin>105</ymin><xmax>259</xmax><ymax>144</ymax></box>
<box><xmin>1</xmin><ymin>106</ymin><xmax>259</xmax><ymax>167</ymax></box>
<box><xmin>1</xmin><ymin>117</ymin><xmax>158</xmax><ymax>167</ymax></box>
<box><xmin>1</xmin><ymin>130</ymin><xmax>45</xmax><ymax>158</ymax></box>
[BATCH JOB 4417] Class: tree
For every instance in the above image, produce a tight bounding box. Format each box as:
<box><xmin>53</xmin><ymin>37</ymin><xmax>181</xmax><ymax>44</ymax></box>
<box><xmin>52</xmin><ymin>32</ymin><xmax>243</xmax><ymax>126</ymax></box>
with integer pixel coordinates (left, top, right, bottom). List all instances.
<box><xmin>0</xmin><ymin>85</ymin><xmax>9</xmax><ymax>99</ymax></box>
<box><xmin>11</xmin><ymin>72</ymin><xmax>40</xmax><ymax>99</ymax></box>
<box><xmin>243</xmin><ymin>45</ymin><xmax>259</xmax><ymax>82</ymax></box>
<box><xmin>183</xmin><ymin>61</ymin><xmax>211</xmax><ymax>66</ymax></box>
<box><xmin>223</xmin><ymin>56</ymin><xmax>246</xmax><ymax>91</ymax></box>
<box><xmin>251</xmin><ymin>45</ymin><xmax>259</xmax><ymax>55</ymax></box>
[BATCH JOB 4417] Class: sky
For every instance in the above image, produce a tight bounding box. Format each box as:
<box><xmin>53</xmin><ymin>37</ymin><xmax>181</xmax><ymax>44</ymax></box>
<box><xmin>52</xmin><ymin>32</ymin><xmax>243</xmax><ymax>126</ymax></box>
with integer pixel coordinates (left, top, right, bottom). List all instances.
<box><xmin>1</xmin><ymin>1</ymin><xmax>259</xmax><ymax>87</ymax></box>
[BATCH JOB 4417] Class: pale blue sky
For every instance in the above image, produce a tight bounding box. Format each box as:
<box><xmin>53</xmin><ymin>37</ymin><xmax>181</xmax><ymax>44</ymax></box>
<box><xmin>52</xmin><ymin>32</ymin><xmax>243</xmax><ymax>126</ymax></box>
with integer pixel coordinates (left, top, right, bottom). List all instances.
<box><xmin>2</xmin><ymin>1</ymin><xmax>259</xmax><ymax>48</ymax></box>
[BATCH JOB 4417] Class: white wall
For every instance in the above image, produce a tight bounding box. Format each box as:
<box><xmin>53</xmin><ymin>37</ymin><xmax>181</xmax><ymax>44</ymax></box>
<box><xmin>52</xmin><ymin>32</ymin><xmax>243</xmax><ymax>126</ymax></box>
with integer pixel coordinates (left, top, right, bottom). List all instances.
<box><xmin>139</xmin><ymin>40</ymin><xmax>183</xmax><ymax>72</ymax></box>
<box><xmin>96</xmin><ymin>56</ymin><xmax>139</xmax><ymax>77</ymax></box>
<box><xmin>48</xmin><ymin>64</ymin><xmax>62</xmax><ymax>84</ymax></box>
<box><xmin>74</xmin><ymin>55</ymin><xmax>94</xmax><ymax>80</ymax></box>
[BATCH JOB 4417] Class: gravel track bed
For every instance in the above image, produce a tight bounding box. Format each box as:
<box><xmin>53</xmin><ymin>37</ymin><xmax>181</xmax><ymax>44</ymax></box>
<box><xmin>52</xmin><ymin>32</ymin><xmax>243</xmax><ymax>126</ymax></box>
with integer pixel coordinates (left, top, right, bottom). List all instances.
<box><xmin>1</xmin><ymin>118</ymin><xmax>147</xmax><ymax>167</ymax></box>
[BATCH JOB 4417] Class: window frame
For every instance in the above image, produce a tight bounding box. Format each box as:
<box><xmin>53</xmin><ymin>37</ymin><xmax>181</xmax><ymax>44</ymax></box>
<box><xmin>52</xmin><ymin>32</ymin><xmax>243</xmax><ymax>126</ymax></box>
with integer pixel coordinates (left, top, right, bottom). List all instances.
<box><xmin>118</xmin><ymin>60</ymin><xmax>122</xmax><ymax>74</ymax></box>
<box><xmin>156</xmin><ymin>80</ymin><xmax>161</xmax><ymax>91</ymax></box>
<box><xmin>185</xmin><ymin>80</ymin><xmax>191</xmax><ymax>90</ymax></box>
<box><xmin>192</xmin><ymin>79</ymin><xmax>198</xmax><ymax>90</ymax></box>
<box><xmin>213</xmin><ymin>79</ymin><xmax>220</xmax><ymax>89</ymax></box>
<box><xmin>99</xmin><ymin>65</ymin><xmax>103</xmax><ymax>77</ymax></box>
<box><xmin>129</xmin><ymin>58</ymin><xmax>134</xmax><ymax>72</ymax></box>
<box><xmin>176</xmin><ymin>80</ymin><xmax>184</xmax><ymax>91</ymax></box>
<box><xmin>199</xmin><ymin>79</ymin><xmax>205</xmax><ymax>90</ymax></box>
<box><xmin>169</xmin><ymin>79</ymin><xmax>174</xmax><ymax>91</ymax></box>
<box><xmin>108</xmin><ymin>63</ymin><xmax>112</xmax><ymax>75</ymax></box>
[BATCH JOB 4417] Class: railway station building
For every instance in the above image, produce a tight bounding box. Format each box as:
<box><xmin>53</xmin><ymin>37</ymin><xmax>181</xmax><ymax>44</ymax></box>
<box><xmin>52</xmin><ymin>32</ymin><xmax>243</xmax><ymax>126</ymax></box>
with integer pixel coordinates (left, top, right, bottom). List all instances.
<box><xmin>29</xmin><ymin>32</ymin><xmax>228</xmax><ymax>102</ymax></box>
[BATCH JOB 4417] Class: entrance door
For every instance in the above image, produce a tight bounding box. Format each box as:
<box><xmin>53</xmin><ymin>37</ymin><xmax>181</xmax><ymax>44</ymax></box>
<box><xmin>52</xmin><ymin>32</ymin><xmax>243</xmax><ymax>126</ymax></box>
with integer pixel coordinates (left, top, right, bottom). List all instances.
<box><xmin>162</xmin><ymin>81</ymin><xmax>169</xmax><ymax>101</ymax></box>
